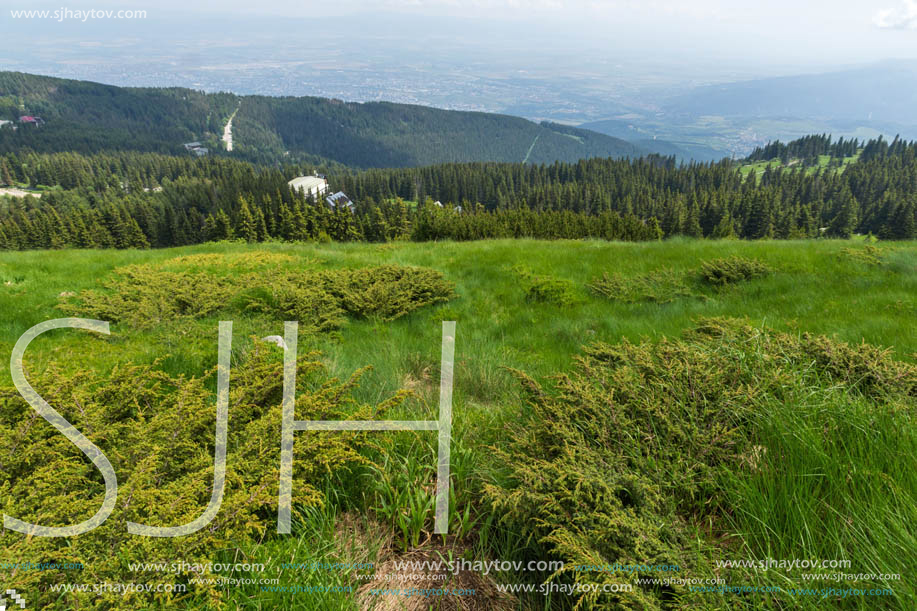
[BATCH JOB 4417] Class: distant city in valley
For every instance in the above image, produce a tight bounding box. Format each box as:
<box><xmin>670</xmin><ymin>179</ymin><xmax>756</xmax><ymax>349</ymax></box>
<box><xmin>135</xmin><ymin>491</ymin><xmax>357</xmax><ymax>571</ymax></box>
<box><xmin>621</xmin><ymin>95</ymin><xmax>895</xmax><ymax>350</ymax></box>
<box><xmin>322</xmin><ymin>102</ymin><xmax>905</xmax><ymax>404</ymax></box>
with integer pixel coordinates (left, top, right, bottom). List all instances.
<box><xmin>4</xmin><ymin>10</ymin><xmax>917</xmax><ymax>160</ymax></box>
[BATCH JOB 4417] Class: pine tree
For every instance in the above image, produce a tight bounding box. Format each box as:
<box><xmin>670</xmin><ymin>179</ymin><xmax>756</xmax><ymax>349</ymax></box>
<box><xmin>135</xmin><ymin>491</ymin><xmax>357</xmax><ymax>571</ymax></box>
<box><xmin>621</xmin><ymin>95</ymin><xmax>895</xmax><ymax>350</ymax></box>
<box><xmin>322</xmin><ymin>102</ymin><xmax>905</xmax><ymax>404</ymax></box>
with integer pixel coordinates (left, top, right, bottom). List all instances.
<box><xmin>203</xmin><ymin>214</ymin><xmax>217</xmax><ymax>242</ymax></box>
<box><xmin>711</xmin><ymin>209</ymin><xmax>736</xmax><ymax>239</ymax></box>
<box><xmin>124</xmin><ymin>214</ymin><xmax>150</xmax><ymax>248</ymax></box>
<box><xmin>683</xmin><ymin>202</ymin><xmax>703</xmax><ymax>238</ymax></box>
<box><xmin>290</xmin><ymin>202</ymin><xmax>309</xmax><ymax>241</ymax></box>
<box><xmin>366</xmin><ymin>205</ymin><xmax>388</xmax><ymax>242</ymax></box>
<box><xmin>46</xmin><ymin>207</ymin><xmax>71</xmax><ymax>248</ymax></box>
<box><xmin>891</xmin><ymin>202</ymin><xmax>916</xmax><ymax>240</ymax></box>
<box><xmin>71</xmin><ymin>213</ymin><xmax>95</xmax><ymax>248</ymax></box>
<box><xmin>253</xmin><ymin>205</ymin><xmax>269</xmax><ymax>241</ymax></box>
<box><xmin>277</xmin><ymin>204</ymin><xmax>294</xmax><ymax>241</ymax></box>
<box><xmin>745</xmin><ymin>193</ymin><xmax>774</xmax><ymax>239</ymax></box>
<box><xmin>89</xmin><ymin>212</ymin><xmax>114</xmax><ymax>248</ymax></box>
<box><xmin>0</xmin><ymin>159</ymin><xmax>13</xmax><ymax>187</ymax></box>
<box><xmin>106</xmin><ymin>208</ymin><xmax>130</xmax><ymax>249</ymax></box>
<box><xmin>212</xmin><ymin>209</ymin><xmax>234</xmax><ymax>241</ymax></box>
<box><xmin>236</xmin><ymin>198</ymin><xmax>258</xmax><ymax>243</ymax></box>
<box><xmin>828</xmin><ymin>190</ymin><xmax>859</xmax><ymax>238</ymax></box>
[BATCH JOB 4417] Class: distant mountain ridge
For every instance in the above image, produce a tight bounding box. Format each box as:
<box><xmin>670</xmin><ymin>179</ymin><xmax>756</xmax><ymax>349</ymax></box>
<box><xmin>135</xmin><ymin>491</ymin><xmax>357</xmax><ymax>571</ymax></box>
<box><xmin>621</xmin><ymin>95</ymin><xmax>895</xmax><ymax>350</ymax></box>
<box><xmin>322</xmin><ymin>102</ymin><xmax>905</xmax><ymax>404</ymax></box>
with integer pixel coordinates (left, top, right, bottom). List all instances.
<box><xmin>0</xmin><ymin>71</ymin><xmax>647</xmax><ymax>167</ymax></box>
<box><xmin>661</xmin><ymin>61</ymin><xmax>917</xmax><ymax>125</ymax></box>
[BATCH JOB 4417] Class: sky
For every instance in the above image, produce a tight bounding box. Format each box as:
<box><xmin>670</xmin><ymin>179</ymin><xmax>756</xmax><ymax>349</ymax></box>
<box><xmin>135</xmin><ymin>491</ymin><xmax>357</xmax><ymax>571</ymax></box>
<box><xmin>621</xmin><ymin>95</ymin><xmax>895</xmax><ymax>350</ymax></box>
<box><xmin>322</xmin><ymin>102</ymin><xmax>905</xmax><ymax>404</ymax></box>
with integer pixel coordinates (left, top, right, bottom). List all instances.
<box><xmin>3</xmin><ymin>0</ymin><xmax>917</xmax><ymax>72</ymax></box>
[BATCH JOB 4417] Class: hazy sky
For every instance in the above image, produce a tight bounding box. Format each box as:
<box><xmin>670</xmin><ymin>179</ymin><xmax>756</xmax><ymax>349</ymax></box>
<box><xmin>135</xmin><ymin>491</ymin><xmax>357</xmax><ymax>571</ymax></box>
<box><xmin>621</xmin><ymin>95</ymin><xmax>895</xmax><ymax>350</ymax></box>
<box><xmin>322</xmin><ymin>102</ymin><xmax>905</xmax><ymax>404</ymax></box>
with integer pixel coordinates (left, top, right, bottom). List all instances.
<box><xmin>5</xmin><ymin>0</ymin><xmax>917</xmax><ymax>69</ymax></box>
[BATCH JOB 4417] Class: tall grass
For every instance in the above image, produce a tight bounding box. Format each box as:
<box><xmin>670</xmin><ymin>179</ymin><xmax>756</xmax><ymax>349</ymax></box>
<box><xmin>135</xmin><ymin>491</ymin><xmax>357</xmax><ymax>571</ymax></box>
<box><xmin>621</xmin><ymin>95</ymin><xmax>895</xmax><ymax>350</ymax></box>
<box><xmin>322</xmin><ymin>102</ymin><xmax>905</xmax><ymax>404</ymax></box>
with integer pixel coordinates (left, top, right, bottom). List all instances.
<box><xmin>719</xmin><ymin>388</ymin><xmax>917</xmax><ymax>609</ymax></box>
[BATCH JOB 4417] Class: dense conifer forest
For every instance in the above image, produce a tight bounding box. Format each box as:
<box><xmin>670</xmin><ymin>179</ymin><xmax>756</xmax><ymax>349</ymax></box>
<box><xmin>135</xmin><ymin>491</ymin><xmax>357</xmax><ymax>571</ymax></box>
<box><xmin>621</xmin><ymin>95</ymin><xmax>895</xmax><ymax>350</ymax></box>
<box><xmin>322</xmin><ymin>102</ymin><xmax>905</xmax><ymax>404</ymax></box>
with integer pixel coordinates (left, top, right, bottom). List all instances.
<box><xmin>0</xmin><ymin>133</ymin><xmax>915</xmax><ymax>250</ymax></box>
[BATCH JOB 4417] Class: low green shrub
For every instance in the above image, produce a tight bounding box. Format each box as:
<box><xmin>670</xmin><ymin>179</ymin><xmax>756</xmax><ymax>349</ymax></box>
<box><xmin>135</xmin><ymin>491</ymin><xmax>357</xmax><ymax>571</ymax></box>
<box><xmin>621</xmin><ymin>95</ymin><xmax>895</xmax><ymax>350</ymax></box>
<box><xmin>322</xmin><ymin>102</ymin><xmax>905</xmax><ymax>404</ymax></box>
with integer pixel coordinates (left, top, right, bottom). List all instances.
<box><xmin>240</xmin><ymin>279</ymin><xmax>346</xmax><ymax>334</ymax></box>
<box><xmin>58</xmin><ymin>261</ymin><xmax>455</xmax><ymax>329</ymax></box>
<box><xmin>319</xmin><ymin>265</ymin><xmax>457</xmax><ymax>320</ymax></box>
<box><xmin>485</xmin><ymin>319</ymin><xmax>917</xmax><ymax>609</ymax></box>
<box><xmin>57</xmin><ymin>265</ymin><xmax>242</xmax><ymax>326</ymax></box>
<box><xmin>838</xmin><ymin>244</ymin><xmax>884</xmax><ymax>265</ymax></box>
<box><xmin>588</xmin><ymin>269</ymin><xmax>696</xmax><ymax>304</ymax></box>
<box><xmin>0</xmin><ymin>342</ymin><xmax>396</xmax><ymax>609</ymax></box>
<box><xmin>589</xmin><ymin>258</ymin><xmax>771</xmax><ymax>305</ymax></box>
<box><xmin>698</xmin><ymin>256</ymin><xmax>772</xmax><ymax>285</ymax></box>
<box><xmin>525</xmin><ymin>275</ymin><xmax>580</xmax><ymax>305</ymax></box>
<box><xmin>511</xmin><ymin>265</ymin><xmax>580</xmax><ymax>306</ymax></box>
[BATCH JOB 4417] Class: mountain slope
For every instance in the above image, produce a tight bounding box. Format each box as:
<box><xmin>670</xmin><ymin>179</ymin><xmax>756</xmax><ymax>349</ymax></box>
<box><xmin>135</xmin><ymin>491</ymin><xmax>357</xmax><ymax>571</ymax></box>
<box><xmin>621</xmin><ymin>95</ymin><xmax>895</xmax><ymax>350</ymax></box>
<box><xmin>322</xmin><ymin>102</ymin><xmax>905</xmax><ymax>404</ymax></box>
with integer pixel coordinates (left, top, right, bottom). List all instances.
<box><xmin>204</xmin><ymin>95</ymin><xmax>646</xmax><ymax>167</ymax></box>
<box><xmin>0</xmin><ymin>71</ymin><xmax>646</xmax><ymax>167</ymax></box>
<box><xmin>0</xmin><ymin>71</ymin><xmax>238</xmax><ymax>155</ymax></box>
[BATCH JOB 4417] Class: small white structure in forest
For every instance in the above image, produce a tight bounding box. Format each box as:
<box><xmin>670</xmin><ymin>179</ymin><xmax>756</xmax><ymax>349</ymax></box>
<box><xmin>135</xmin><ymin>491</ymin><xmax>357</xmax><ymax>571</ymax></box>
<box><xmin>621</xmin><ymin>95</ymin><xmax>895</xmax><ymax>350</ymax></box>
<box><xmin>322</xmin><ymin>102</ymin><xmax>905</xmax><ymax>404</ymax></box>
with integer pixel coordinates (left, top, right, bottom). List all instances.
<box><xmin>288</xmin><ymin>175</ymin><xmax>329</xmax><ymax>199</ymax></box>
<box><xmin>326</xmin><ymin>191</ymin><xmax>355</xmax><ymax>212</ymax></box>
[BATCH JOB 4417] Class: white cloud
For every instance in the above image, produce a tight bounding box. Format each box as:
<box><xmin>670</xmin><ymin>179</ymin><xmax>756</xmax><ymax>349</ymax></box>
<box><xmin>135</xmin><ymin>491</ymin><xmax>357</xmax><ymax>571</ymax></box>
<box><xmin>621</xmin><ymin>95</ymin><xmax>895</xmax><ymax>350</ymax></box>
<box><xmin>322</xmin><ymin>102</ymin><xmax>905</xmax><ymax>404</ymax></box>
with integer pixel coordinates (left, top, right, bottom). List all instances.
<box><xmin>874</xmin><ymin>0</ymin><xmax>917</xmax><ymax>29</ymax></box>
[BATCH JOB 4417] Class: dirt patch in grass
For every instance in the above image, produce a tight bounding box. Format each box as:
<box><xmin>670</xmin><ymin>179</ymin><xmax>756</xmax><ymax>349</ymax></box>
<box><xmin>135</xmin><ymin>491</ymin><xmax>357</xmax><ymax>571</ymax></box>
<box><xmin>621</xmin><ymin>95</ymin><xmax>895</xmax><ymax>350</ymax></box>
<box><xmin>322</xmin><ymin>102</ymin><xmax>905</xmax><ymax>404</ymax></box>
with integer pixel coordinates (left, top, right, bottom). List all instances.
<box><xmin>355</xmin><ymin>545</ymin><xmax>516</xmax><ymax>611</ymax></box>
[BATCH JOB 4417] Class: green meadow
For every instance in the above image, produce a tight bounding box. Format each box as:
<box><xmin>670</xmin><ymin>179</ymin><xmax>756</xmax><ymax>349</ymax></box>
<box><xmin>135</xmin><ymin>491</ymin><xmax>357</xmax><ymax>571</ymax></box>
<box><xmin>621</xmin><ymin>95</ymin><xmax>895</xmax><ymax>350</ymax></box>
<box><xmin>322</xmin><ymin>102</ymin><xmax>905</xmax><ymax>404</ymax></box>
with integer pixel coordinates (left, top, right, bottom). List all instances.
<box><xmin>0</xmin><ymin>238</ymin><xmax>915</xmax><ymax>610</ymax></box>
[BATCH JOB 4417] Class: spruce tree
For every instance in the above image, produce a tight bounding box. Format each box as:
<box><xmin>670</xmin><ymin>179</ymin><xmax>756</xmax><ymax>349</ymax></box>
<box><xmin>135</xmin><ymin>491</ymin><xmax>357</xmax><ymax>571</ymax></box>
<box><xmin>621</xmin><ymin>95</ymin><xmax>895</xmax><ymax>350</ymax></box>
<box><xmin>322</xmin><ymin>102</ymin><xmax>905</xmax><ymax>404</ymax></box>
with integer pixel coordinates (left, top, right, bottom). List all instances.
<box><xmin>213</xmin><ymin>209</ymin><xmax>234</xmax><ymax>241</ymax></box>
<box><xmin>828</xmin><ymin>190</ymin><xmax>859</xmax><ymax>238</ymax></box>
<box><xmin>0</xmin><ymin>159</ymin><xmax>12</xmax><ymax>187</ymax></box>
<box><xmin>711</xmin><ymin>209</ymin><xmax>736</xmax><ymax>239</ymax></box>
<box><xmin>254</xmin><ymin>205</ymin><xmax>269</xmax><ymax>241</ymax></box>
<box><xmin>236</xmin><ymin>199</ymin><xmax>258</xmax><ymax>243</ymax></box>
<box><xmin>891</xmin><ymin>202</ymin><xmax>916</xmax><ymax>239</ymax></box>
<box><xmin>684</xmin><ymin>203</ymin><xmax>703</xmax><ymax>238</ymax></box>
<box><xmin>124</xmin><ymin>215</ymin><xmax>150</xmax><ymax>248</ymax></box>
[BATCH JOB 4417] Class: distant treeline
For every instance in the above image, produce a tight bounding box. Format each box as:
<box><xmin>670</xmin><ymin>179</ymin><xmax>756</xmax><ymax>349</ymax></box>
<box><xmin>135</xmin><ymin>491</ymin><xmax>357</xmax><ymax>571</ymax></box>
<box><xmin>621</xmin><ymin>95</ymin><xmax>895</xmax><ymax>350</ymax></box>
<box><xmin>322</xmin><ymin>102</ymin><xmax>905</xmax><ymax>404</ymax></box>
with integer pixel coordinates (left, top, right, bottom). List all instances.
<box><xmin>745</xmin><ymin>134</ymin><xmax>861</xmax><ymax>165</ymax></box>
<box><xmin>335</xmin><ymin>135</ymin><xmax>916</xmax><ymax>240</ymax></box>
<box><xmin>1</xmin><ymin>134</ymin><xmax>916</xmax><ymax>250</ymax></box>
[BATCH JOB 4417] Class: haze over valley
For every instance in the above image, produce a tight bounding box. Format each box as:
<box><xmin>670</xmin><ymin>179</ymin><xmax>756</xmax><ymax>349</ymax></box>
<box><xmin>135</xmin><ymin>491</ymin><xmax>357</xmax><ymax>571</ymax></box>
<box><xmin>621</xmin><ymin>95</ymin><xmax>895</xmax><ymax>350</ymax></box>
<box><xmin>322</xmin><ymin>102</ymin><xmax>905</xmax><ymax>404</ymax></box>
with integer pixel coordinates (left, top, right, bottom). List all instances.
<box><xmin>5</xmin><ymin>2</ymin><xmax>917</xmax><ymax>160</ymax></box>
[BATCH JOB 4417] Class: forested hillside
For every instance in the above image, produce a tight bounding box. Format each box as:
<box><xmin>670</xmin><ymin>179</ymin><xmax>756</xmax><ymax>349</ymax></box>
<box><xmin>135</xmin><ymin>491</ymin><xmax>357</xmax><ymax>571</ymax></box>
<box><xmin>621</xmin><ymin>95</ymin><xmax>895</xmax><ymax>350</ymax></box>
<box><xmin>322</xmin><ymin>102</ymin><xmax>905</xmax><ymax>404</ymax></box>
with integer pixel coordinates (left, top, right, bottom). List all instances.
<box><xmin>0</xmin><ymin>134</ymin><xmax>915</xmax><ymax>250</ymax></box>
<box><xmin>0</xmin><ymin>72</ymin><xmax>238</xmax><ymax>155</ymax></box>
<box><xmin>0</xmin><ymin>72</ymin><xmax>644</xmax><ymax>166</ymax></box>
<box><xmin>232</xmin><ymin>96</ymin><xmax>644</xmax><ymax>166</ymax></box>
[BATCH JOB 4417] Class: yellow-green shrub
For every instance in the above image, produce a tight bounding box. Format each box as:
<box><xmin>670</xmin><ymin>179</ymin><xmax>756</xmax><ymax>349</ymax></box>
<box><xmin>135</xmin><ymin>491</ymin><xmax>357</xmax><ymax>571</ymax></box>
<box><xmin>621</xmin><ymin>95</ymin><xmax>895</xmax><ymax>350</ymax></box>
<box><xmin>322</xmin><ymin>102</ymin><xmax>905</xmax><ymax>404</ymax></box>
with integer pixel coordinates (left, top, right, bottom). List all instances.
<box><xmin>485</xmin><ymin>319</ymin><xmax>917</xmax><ymax>609</ymax></box>
<box><xmin>58</xmin><ymin>263</ymin><xmax>455</xmax><ymax>329</ymax></box>
<box><xmin>0</xmin><ymin>342</ymin><xmax>397</xmax><ymax>609</ymax></box>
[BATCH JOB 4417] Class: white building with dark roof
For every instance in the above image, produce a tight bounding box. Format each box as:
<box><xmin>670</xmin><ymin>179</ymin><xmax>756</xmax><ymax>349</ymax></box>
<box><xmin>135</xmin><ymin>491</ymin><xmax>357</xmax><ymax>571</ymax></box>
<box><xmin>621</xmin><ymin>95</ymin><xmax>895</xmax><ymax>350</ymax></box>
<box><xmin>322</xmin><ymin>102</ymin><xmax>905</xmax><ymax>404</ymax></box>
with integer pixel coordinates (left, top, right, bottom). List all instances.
<box><xmin>326</xmin><ymin>191</ymin><xmax>355</xmax><ymax>212</ymax></box>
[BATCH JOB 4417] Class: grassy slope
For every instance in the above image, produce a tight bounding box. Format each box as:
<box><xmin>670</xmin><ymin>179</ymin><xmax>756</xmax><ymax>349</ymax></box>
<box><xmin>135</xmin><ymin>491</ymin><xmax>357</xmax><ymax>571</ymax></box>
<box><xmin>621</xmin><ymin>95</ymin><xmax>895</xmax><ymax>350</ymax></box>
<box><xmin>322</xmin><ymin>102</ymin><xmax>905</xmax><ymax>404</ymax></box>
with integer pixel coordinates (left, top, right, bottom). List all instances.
<box><xmin>2</xmin><ymin>238</ymin><xmax>915</xmax><ymax>386</ymax></box>
<box><xmin>1</xmin><ymin>238</ymin><xmax>915</xmax><ymax>609</ymax></box>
